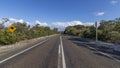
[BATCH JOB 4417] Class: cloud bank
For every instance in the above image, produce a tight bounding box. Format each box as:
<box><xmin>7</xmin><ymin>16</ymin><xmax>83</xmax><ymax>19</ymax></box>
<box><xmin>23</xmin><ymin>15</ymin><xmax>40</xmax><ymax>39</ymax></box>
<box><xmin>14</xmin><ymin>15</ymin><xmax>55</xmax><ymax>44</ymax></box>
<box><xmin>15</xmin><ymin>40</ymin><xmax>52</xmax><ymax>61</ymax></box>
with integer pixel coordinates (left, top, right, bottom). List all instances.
<box><xmin>35</xmin><ymin>20</ymin><xmax>48</xmax><ymax>26</ymax></box>
<box><xmin>52</xmin><ymin>21</ymin><xmax>83</xmax><ymax>27</ymax></box>
<box><xmin>9</xmin><ymin>18</ymin><xmax>24</xmax><ymax>23</ymax></box>
<box><xmin>0</xmin><ymin>18</ymin><xmax>95</xmax><ymax>31</ymax></box>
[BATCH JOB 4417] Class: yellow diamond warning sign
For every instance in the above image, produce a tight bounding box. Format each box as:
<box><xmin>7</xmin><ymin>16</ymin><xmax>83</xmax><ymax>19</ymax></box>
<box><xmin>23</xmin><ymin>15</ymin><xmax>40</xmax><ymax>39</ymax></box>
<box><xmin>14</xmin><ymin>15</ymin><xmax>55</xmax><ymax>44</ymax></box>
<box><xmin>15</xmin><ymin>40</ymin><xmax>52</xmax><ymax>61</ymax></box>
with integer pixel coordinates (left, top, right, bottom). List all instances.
<box><xmin>8</xmin><ymin>25</ymin><xmax>16</xmax><ymax>32</ymax></box>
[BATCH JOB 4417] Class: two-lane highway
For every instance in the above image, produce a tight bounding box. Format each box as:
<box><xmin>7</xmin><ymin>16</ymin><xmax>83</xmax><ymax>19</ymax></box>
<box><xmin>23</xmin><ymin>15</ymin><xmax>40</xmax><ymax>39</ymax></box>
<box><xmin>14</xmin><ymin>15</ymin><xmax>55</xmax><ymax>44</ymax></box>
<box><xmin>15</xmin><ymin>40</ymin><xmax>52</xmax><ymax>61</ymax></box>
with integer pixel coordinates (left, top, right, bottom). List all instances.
<box><xmin>0</xmin><ymin>35</ymin><xmax>120</xmax><ymax>68</ymax></box>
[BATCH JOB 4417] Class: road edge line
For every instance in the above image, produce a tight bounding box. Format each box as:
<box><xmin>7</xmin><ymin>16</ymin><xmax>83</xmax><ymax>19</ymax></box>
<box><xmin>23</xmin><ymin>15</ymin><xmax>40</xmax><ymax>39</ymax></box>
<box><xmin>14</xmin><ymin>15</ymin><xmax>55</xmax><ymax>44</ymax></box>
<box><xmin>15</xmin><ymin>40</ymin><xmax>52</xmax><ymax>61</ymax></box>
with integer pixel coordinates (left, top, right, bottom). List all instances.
<box><xmin>0</xmin><ymin>39</ymin><xmax>48</xmax><ymax>64</ymax></box>
<box><xmin>86</xmin><ymin>44</ymin><xmax>120</xmax><ymax>62</ymax></box>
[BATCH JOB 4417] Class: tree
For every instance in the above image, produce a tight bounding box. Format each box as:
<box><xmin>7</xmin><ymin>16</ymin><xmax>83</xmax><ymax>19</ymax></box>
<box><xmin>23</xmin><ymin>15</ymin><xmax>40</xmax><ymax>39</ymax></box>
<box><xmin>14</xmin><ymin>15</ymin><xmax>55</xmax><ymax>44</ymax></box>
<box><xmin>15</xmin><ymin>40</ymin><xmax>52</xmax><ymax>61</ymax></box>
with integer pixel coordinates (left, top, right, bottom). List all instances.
<box><xmin>114</xmin><ymin>22</ymin><xmax>120</xmax><ymax>32</ymax></box>
<box><xmin>64</xmin><ymin>18</ymin><xmax>120</xmax><ymax>44</ymax></box>
<box><xmin>0</xmin><ymin>21</ymin><xmax>58</xmax><ymax>45</ymax></box>
<box><xmin>13</xmin><ymin>22</ymin><xmax>30</xmax><ymax>40</ymax></box>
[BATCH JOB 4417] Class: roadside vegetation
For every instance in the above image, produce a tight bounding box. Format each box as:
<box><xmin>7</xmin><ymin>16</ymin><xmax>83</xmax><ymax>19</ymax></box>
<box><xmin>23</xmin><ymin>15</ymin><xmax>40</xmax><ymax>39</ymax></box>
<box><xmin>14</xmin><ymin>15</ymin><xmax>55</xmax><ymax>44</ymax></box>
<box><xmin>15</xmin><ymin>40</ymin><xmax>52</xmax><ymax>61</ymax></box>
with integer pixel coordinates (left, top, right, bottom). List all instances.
<box><xmin>64</xmin><ymin>18</ymin><xmax>120</xmax><ymax>44</ymax></box>
<box><xmin>0</xmin><ymin>22</ymin><xmax>58</xmax><ymax>45</ymax></box>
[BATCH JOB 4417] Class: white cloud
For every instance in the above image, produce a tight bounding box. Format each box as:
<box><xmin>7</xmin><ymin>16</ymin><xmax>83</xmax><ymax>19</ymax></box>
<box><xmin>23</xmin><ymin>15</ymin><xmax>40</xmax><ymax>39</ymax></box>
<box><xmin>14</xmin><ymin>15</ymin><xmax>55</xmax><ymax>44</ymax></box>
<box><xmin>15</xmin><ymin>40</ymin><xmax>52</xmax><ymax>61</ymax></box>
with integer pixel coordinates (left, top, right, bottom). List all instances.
<box><xmin>52</xmin><ymin>21</ymin><xmax>83</xmax><ymax>28</ymax></box>
<box><xmin>51</xmin><ymin>21</ymin><xmax>96</xmax><ymax>31</ymax></box>
<box><xmin>83</xmin><ymin>22</ymin><xmax>94</xmax><ymax>26</ymax></box>
<box><xmin>0</xmin><ymin>18</ymin><xmax>9</xmax><ymax>24</ymax></box>
<box><xmin>9</xmin><ymin>18</ymin><xmax>24</xmax><ymax>23</ymax></box>
<box><xmin>0</xmin><ymin>18</ymin><xmax>96</xmax><ymax>31</ymax></box>
<box><xmin>3</xmin><ymin>21</ymin><xmax>11</xmax><ymax>27</ymax></box>
<box><xmin>110</xmin><ymin>0</ymin><xmax>118</xmax><ymax>5</ymax></box>
<box><xmin>0</xmin><ymin>18</ymin><xmax>11</xmax><ymax>27</ymax></box>
<box><xmin>0</xmin><ymin>18</ymin><xmax>30</xmax><ymax>27</ymax></box>
<box><xmin>26</xmin><ymin>22</ymin><xmax>30</xmax><ymax>25</ymax></box>
<box><xmin>8</xmin><ymin>19</ymin><xmax>49</xmax><ymax>27</ymax></box>
<box><xmin>95</xmin><ymin>12</ymin><xmax>105</xmax><ymax>16</ymax></box>
<box><xmin>9</xmin><ymin>18</ymin><xmax>31</xmax><ymax>25</ymax></box>
<box><xmin>0</xmin><ymin>20</ymin><xmax>2</xmax><ymax>24</ymax></box>
<box><xmin>35</xmin><ymin>20</ymin><xmax>48</xmax><ymax>26</ymax></box>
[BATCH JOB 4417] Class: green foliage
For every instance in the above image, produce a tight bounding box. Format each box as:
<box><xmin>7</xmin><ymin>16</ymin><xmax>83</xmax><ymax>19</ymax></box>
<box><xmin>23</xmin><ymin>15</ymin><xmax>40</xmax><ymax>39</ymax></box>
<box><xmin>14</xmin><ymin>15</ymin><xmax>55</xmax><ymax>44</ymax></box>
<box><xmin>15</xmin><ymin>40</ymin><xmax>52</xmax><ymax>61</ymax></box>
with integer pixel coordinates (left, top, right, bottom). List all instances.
<box><xmin>113</xmin><ymin>22</ymin><xmax>120</xmax><ymax>32</ymax></box>
<box><xmin>0</xmin><ymin>22</ymin><xmax>58</xmax><ymax>45</ymax></box>
<box><xmin>108</xmin><ymin>31</ymin><xmax>120</xmax><ymax>43</ymax></box>
<box><xmin>64</xmin><ymin>18</ymin><xmax>120</xmax><ymax>44</ymax></box>
<box><xmin>0</xmin><ymin>29</ymin><xmax>19</xmax><ymax>45</ymax></box>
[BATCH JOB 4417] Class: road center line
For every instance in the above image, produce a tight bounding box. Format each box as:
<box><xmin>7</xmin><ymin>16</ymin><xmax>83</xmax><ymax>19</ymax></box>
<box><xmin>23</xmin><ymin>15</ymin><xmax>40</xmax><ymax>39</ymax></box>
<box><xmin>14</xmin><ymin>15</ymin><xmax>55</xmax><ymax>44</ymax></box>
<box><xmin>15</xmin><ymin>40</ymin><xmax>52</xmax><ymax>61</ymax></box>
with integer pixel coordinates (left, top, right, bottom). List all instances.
<box><xmin>58</xmin><ymin>44</ymin><xmax>61</xmax><ymax>54</ymax></box>
<box><xmin>60</xmin><ymin>36</ymin><xmax>66</xmax><ymax>68</ymax></box>
<box><xmin>58</xmin><ymin>44</ymin><xmax>62</xmax><ymax>68</ymax></box>
<box><xmin>0</xmin><ymin>39</ymin><xmax>48</xmax><ymax>64</ymax></box>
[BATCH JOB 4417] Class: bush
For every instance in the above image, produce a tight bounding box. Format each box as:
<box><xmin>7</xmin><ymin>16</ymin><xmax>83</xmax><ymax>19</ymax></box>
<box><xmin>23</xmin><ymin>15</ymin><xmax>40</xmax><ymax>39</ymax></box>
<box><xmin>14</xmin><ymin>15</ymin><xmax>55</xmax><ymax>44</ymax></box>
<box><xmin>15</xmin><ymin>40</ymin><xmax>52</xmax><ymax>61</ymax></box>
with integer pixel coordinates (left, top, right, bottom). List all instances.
<box><xmin>64</xmin><ymin>18</ymin><xmax>120</xmax><ymax>44</ymax></box>
<box><xmin>108</xmin><ymin>31</ymin><xmax>120</xmax><ymax>43</ymax></box>
<box><xmin>0</xmin><ymin>22</ymin><xmax>58</xmax><ymax>45</ymax></box>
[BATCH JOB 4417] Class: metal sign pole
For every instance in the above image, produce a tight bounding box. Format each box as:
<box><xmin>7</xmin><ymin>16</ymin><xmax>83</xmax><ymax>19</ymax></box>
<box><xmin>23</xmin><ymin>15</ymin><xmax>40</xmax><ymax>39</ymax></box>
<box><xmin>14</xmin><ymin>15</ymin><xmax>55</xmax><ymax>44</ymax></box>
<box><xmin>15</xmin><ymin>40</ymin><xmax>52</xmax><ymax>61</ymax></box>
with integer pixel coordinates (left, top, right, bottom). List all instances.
<box><xmin>95</xmin><ymin>22</ymin><xmax>98</xmax><ymax>42</ymax></box>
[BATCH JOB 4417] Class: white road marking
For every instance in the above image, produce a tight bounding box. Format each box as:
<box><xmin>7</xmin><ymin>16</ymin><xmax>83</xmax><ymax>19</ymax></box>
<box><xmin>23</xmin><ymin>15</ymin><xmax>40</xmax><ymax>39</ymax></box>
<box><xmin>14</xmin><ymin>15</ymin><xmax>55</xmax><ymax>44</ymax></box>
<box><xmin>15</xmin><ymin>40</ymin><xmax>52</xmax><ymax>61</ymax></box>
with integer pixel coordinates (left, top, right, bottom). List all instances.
<box><xmin>97</xmin><ymin>51</ymin><xmax>120</xmax><ymax>62</ymax></box>
<box><xmin>60</xmin><ymin>36</ymin><xmax>66</xmax><ymax>68</ymax></box>
<box><xmin>58</xmin><ymin>44</ymin><xmax>61</xmax><ymax>54</ymax></box>
<box><xmin>86</xmin><ymin>44</ymin><xmax>120</xmax><ymax>62</ymax></box>
<box><xmin>0</xmin><ymin>39</ymin><xmax>48</xmax><ymax>64</ymax></box>
<box><xmin>76</xmin><ymin>41</ymin><xmax>120</xmax><ymax>62</ymax></box>
<box><xmin>87</xmin><ymin>46</ymin><xmax>96</xmax><ymax>50</ymax></box>
<box><xmin>58</xmin><ymin>44</ymin><xmax>61</xmax><ymax>68</ymax></box>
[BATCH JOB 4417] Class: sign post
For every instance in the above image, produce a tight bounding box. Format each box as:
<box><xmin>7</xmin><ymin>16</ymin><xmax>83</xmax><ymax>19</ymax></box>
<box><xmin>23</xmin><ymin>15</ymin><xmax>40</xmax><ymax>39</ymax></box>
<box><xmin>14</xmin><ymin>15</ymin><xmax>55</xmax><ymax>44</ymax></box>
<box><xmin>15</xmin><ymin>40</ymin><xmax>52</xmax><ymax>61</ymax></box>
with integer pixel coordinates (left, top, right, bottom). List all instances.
<box><xmin>95</xmin><ymin>22</ymin><xmax>98</xmax><ymax>42</ymax></box>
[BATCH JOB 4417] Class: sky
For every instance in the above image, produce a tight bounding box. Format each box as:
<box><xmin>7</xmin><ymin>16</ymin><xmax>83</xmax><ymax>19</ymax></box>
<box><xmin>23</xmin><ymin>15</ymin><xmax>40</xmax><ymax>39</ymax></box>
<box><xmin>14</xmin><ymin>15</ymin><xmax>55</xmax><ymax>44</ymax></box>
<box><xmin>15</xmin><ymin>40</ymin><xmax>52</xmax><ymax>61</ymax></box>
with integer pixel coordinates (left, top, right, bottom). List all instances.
<box><xmin>0</xmin><ymin>0</ymin><xmax>120</xmax><ymax>30</ymax></box>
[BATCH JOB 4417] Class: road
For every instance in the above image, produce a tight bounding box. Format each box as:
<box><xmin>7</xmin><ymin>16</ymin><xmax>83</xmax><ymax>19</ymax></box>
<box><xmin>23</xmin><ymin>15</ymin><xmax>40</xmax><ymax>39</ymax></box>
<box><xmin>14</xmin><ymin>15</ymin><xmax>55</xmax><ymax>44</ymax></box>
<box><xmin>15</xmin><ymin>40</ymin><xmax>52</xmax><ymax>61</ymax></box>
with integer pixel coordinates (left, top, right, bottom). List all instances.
<box><xmin>0</xmin><ymin>35</ymin><xmax>119</xmax><ymax>68</ymax></box>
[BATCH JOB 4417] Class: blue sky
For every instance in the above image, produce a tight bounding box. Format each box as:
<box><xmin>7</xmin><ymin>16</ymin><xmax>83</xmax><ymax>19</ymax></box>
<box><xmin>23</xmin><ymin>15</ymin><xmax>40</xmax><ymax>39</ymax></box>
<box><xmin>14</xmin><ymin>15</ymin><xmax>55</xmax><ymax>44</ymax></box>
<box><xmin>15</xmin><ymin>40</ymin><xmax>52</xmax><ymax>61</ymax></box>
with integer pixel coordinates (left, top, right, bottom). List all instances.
<box><xmin>0</xmin><ymin>0</ymin><xmax>120</xmax><ymax>30</ymax></box>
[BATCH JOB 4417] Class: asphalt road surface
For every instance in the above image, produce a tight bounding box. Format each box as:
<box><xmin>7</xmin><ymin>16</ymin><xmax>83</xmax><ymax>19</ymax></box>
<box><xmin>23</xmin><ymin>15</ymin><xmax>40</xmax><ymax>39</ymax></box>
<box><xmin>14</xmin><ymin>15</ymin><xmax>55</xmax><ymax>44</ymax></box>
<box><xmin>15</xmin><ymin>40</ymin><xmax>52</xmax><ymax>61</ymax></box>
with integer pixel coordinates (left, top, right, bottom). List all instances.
<box><xmin>0</xmin><ymin>35</ymin><xmax>120</xmax><ymax>68</ymax></box>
